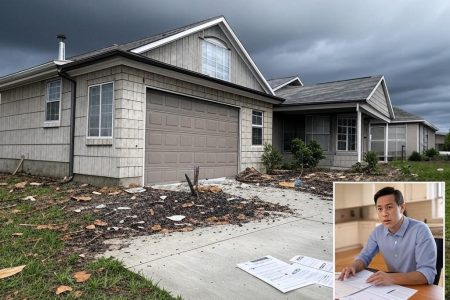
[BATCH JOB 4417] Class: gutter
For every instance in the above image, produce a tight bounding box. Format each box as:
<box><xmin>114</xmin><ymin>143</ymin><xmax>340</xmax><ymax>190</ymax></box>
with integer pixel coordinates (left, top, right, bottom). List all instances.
<box><xmin>57</xmin><ymin>69</ymin><xmax>76</xmax><ymax>179</ymax></box>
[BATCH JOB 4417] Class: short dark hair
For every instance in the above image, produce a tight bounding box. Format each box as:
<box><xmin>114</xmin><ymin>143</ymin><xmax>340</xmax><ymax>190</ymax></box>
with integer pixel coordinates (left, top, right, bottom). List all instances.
<box><xmin>374</xmin><ymin>186</ymin><xmax>404</xmax><ymax>206</ymax></box>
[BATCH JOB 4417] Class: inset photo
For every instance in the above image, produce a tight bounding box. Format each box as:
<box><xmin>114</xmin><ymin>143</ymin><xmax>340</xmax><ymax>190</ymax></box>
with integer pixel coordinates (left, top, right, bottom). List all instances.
<box><xmin>334</xmin><ymin>182</ymin><xmax>444</xmax><ymax>299</ymax></box>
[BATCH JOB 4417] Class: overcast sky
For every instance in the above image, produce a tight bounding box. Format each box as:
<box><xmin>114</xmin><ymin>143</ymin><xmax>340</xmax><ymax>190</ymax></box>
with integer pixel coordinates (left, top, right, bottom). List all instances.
<box><xmin>1</xmin><ymin>0</ymin><xmax>449</xmax><ymax>132</ymax></box>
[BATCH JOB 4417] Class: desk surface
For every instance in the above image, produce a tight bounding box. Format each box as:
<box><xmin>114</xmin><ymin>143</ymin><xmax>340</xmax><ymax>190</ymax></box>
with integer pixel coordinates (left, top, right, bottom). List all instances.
<box><xmin>336</xmin><ymin>247</ymin><xmax>443</xmax><ymax>299</ymax></box>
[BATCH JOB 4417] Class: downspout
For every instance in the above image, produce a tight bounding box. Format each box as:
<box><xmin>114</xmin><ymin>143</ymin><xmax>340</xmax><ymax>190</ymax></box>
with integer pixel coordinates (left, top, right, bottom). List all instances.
<box><xmin>57</xmin><ymin>68</ymin><xmax>76</xmax><ymax>180</ymax></box>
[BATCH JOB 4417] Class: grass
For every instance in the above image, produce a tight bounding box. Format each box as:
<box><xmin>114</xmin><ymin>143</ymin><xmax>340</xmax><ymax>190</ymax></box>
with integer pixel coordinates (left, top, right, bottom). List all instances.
<box><xmin>0</xmin><ymin>175</ymin><xmax>181</xmax><ymax>300</ymax></box>
<box><xmin>389</xmin><ymin>160</ymin><xmax>449</xmax><ymax>296</ymax></box>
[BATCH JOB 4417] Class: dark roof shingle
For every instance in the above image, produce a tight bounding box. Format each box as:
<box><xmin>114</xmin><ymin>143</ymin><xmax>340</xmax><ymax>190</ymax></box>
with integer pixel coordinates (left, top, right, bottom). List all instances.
<box><xmin>277</xmin><ymin>75</ymin><xmax>382</xmax><ymax>105</ymax></box>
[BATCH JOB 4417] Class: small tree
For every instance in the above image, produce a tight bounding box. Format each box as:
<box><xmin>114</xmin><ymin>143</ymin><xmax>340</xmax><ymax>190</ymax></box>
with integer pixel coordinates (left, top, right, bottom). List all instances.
<box><xmin>261</xmin><ymin>143</ymin><xmax>283</xmax><ymax>174</ymax></box>
<box><xmin>291</xmin><ymin>138</ymin><xmax>325</xmax><ymax>171</ymax></box>
<box><xmin>363</xmin><ymin>151</ymin><xmax>379</xmax><ymax>174</ymax></box>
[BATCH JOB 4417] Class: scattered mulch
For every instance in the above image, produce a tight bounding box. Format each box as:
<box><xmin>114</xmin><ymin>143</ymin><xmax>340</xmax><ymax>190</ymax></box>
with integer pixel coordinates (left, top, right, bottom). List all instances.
<box><xmin>236</xmin><ymin>165</ymin><xmax>403</xmax><ymax>198</ymax></box>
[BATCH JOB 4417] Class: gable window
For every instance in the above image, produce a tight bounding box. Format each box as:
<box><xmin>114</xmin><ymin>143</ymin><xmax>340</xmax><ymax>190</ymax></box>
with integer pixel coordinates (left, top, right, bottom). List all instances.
<box><xmin>252</xmin><ymin>110</ymin><xmax>263</xmax><ymax>145</ymax></box>
<box><xmin>337</xmin><ymin>116</ymin><xmax>356</xmax><ymax>151</ymax></box>
<box><xmin>46</xmin><ymin>80</ymin><xmax>61</xmax><ymax>122</ymax></box>
<box><xmin>305</xmin><ymin>115</ymin><xmax>330</xmax><ymax>151</ymax></box>
<box><xmin>202</xmin><ymin>38</ymin><xmax>230</xmax><ymax>81</ymax></box>
<box><xmin>88</xmin><ymin>82</ymin><xmax>113</xmax><ymax>137</ymax></box>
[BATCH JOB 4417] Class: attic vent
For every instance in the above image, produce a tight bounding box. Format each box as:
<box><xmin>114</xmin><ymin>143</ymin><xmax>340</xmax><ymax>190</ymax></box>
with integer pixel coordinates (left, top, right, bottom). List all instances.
<box><xmin>57</xmin><ymin>34</ymin><xmax>66</xmax><ymax>61</ymax></box>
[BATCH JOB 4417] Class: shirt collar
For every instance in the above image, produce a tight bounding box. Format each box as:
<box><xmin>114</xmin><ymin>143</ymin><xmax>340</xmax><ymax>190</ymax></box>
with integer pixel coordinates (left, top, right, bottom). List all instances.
<box><xmin>383</xmin><ymin>216</ymin><xmax>410</xmax><ymax>237</ymax></box>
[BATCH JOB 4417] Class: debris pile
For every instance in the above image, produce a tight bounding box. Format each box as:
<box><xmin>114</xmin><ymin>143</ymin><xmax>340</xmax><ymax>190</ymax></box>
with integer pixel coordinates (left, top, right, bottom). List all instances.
<box><xmin>236</xmin><ymin>168</ymin><xmax>273</xmax><ymax>183</ymax></box>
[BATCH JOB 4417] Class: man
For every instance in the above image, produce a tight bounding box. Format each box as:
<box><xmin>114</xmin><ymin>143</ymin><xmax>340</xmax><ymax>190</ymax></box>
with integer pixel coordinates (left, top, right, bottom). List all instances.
<box><xmin>338</xmin><ymin>186</ymin><xmax>437</xmax><ymax>285</ymax></box>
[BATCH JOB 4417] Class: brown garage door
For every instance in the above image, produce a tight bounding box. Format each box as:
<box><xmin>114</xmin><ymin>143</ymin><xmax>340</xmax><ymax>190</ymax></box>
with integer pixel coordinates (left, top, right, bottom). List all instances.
<box><xmin>145</xmin><ymin>89</ymin><xmax>239</xmax><ymax>185</ymax></box>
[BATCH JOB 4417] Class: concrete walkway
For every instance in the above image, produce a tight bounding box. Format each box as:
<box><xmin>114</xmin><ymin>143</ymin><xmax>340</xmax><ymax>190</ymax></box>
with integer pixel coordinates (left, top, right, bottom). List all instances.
<box><xmin>102</xmin><ymin>180</ymin><xmax>333</xmax><ymax>300</ymax></box>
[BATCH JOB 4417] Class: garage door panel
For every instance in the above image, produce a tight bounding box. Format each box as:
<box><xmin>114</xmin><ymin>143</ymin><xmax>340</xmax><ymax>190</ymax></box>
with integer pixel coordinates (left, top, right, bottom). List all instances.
<box><xmin>145</xmin><ymin>89</ymin><xmax>239</xmax><ymax>185</ymax></box>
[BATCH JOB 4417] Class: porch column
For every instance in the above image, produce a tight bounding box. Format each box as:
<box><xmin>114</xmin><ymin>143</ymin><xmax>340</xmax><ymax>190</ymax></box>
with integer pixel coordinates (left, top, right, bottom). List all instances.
<box><xmin>384</xmin><ymin>123</ymin><xmax>389</xmax><ymax>162</ymax></box>
<box><xmin>357</xmin><ymin>104</ymin><xmax>362</xmax><ymax>162</ymax></box>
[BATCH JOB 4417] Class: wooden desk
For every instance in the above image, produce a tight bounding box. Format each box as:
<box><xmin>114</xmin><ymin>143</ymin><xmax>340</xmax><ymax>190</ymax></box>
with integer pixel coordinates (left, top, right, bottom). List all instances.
<box><xmin>336</xmin><ymin>247</ymin><xmax>443</xmax><ymax>299</ymax></box>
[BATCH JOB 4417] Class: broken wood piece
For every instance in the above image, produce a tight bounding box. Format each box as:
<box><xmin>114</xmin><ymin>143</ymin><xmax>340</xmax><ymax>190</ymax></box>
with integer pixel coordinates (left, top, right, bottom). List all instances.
<box><xmin>12</xmin><ymin>158</ymin><xmax>24</xmax><ymax>175</ymax></box>
<box><xmin>194</xmin><ymin>166</ymin><xmax>199</xmax><ymax>190</ymax></box>
<box><xmin>185</xmin><ymin>173</ymin><xmax>197</xmax><ymax>197</ymax></box>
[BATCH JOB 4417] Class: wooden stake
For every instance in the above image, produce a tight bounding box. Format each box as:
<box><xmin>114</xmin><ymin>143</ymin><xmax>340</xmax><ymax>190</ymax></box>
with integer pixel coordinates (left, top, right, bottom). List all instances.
<box><xmin>12</xmin><ymin>158</ymin><xmax>24</xmax><ymax>175</ymax></box>
<box><xmin>185</xmin><ymin>173</ymin><xmax>196</xmax><ymax>196</ymax></box>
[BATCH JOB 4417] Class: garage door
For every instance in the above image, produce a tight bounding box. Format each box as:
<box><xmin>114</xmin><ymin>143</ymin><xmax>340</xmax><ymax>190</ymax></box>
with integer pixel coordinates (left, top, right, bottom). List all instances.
<box><xmin>145</xmin><ymin>89</ymin><xmax>239</xmax><ymax>185</ymax></box>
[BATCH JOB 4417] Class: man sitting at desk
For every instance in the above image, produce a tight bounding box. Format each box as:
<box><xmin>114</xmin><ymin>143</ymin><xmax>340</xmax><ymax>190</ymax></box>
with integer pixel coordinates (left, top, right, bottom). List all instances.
<box><xmin>338</xmin><ymin>186</ymin><xmax>437</xmax><ymax>285</ymax></box>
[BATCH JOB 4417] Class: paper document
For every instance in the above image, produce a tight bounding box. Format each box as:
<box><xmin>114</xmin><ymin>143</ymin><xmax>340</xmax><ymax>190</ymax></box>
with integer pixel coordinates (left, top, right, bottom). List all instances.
<box><xmin>237</xmin><ymin>255</ymin><xmax>314</xmax><ymax>293</ymax></box>
<box><xmin>237</xmin><ymin>255</ymin><xmax>334</xmax><ymax>293</ymax></box>
<box><xmin>335</xmin><ymin>270</ymin><xmax>417</xmax><ymax>300</ymax></box>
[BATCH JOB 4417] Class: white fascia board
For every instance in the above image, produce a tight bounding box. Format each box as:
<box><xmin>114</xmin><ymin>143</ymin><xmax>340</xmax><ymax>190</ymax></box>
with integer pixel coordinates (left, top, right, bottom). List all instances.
<box><xmin>365</xmin><ymin>76</ymin><xmax>395</xmax><ymax>119</ymax></box>
<box><xmin>272</xmin><ymin>76</ymin><xmax>303</xmax><ymax>92</ymax></box>
<box><xmin>359</xmin><ymin>103</ymin><xmax>391</xmax><ymax>123</ymax></box>
<box><xmin>0</xmin><ymin>66</ymin><xmax>58</xmax><ymax>91</ymax></box>
<box><xmin>130</xmin><ymin>17</ymin><xmax>275</xmax><ymax>96</ymax></box>
<box><xmin>274</xmin><ymin>102</ymin><xmax>355</xmax><ymax>112</ymax></box>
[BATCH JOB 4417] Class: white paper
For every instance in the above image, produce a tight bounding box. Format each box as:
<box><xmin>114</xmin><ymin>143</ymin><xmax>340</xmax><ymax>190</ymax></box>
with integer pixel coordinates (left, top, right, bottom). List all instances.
<box><xmin>237</xmin><ymin>255</ymin><xmax>314</xmax><ymax>293</ymax></box>
<box><xmin>290</xmin><ymin>255</ymin><xmax>334</xmax><ymax>272</ymax></box>
<box><xmin>290</xmin><ymin>255</ymin><xmax>334</xmax><ymax>288</ymax></box>
<box><xmin>335</xmin><ymin>270</ymin><xmax>418</xmax><ymax>300</ymax></box>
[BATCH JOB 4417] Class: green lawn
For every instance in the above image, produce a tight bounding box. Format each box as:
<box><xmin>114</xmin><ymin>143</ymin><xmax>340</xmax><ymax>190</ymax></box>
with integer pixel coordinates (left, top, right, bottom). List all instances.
<box><xmin>0</xmin><ymin>174</ymin><xmax>181</xmax><ymax>300</ymax></box>
<box><xmin>390</xmin><ymin>160</ymin><xmax>449</xmax><ymax>296</ymax></box>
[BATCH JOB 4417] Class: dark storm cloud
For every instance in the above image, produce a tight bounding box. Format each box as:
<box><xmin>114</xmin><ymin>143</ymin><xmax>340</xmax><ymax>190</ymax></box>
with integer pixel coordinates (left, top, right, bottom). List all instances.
<box><xmin>1</xmin><ymin>0</ymin><xmax>449</xmax><ymax>131</ymax></box>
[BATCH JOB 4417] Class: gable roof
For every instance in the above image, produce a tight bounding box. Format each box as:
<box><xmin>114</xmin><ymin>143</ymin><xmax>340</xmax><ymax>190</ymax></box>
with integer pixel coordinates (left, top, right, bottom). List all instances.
<box><xmin>267</xmin><ymin>75</ymin><xmax>303</xmax><ymax>91</ymax></box>
<box><xmin>1</xmin><ymin>16</ymin><xmax>275</xmax><ymax>95</ymax></box>
<box><xmin>392</xmin><ymin>106</ymin><xmax>438</xmax><ymax>131</ymax></box>
<box><xmin>276</xmin><ymin>75</ymin><xmax>383</xmax><ymax>105</ymax></box>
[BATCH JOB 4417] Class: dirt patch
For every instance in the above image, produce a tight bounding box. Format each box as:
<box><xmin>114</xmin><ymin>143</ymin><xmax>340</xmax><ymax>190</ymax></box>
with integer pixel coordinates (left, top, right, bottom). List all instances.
<box><xmin>236</xmin><ymin>166</ymin><xmax>403</xmax><ymax>198</ymax></box>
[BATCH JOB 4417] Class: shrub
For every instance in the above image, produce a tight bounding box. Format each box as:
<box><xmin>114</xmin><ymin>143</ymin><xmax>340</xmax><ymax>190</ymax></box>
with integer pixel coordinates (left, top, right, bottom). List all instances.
<box><xmin>424</xmin><ymin>148</ymin><xmax>439</xmax><ymax>158</ymax></box>
<box><xmin>351</xmin><ymin>162</ymin><xmax>364</xmax><ymax>173</ymax></box>
<box><xmin>400</xmin><ymin>164</ymin><xmax>412</xmax><ymax>176</ymax></box>
<box><xmin>408</xmin><ymin>151</ymin><xmax>422</xmax><ymax>161</ymax></box>
<box><xmin>291</xmin><ymin>138</ymin><xmax>325</xmax><ymax>169</ymax></box>
<box><xmin>261</xmin><ymin>143</ymin><xmax>283</xmax><ymax>174</ymax></box>
<box><xmin>363</xmin><ymin>151</ymin><xmax>379</xmax><ymax>174</ymax></box>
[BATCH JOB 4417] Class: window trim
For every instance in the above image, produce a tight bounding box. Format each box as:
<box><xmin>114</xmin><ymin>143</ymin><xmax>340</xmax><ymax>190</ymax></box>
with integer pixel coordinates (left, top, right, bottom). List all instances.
<box><xmin>336</xmin><ymin>115</ymin><xmax>357</xmax><ymax>152</ymax></box>
<box><xmin>44</xmin><ymin>79</ymin><xmax>62</xmax><ymax>127</ymax></box>
<box><xmin>86</xmin><ymin>81</ymin><xmax>114</xmax><ymax>139</ymax></box>
<box><xmin>252</xmin><ymin>110</ymin><xmax>263</xmax><ymax>146</ymax></box>
<box><xmin>201</xmin><ymin>37</ymin><xmax>231</xmax><ymax>81</ymax></box>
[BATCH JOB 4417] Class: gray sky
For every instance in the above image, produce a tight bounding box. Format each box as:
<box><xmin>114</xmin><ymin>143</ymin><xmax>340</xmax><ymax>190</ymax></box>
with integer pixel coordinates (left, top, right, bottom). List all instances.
<box><xmin>1</xmin><ymin>0</ymin><xmax>449</xmax><ymax>132</ymax></box>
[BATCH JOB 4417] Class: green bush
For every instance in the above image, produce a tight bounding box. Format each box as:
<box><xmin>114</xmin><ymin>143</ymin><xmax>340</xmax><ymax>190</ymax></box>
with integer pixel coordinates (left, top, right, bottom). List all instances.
<box><xmin>424</xmin><ymin>148</ymin><xmax>439</xmax><ymax>158</ymax></box>
<box><xmin>408</xmin><ymin>151</ymin><xmax>422</xmax><ymax>161</ymax></box>
<box><xmin>291</xmin><ymin>138</ymin><xmax>325</xmax><ymax>169</ymax></box>
<box><xmin>363</xmin><ymin>151</ymin><xmax>379</xmax><ymax>174</ymax></box>
<box><xmin>400</xmin><ymin>164</ymin><xmax>412</xmax><ymax>176</ymax></box>
<box><xmin>444</xmin><ymin>132</ymin><xmax>450</xmax><ymax>151</ymax></box>
<box><xmin>351</xmin><ymin>162</ymin><xmax>364</xmax><ymax>173</ymax></box>
<box><xmin>261</xmin><ymin>143</ymin><xmax>283</xmax><ymax>174</ymax></box>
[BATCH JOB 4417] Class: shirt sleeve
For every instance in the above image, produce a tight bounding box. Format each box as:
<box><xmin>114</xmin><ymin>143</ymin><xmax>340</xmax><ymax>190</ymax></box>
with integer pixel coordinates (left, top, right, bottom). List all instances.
<box><xmin>415</xmin><ymin>224</ymin><xmax>437</xmax><ymax>284</ymax></box>
<box><xmin>355</xmin><ymin>228</ymin><xmax>379</xmax><ymax>267</ymax></box>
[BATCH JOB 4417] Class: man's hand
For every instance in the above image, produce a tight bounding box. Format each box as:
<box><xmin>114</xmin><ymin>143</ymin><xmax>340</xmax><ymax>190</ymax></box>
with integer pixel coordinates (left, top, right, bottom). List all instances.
<box><xmin>366</xmin><ymin>271</ymin><xmax>394</xmax><ymax>285</ymax></box>
<box><xmin>338</xmin><ymin>266</ymin><xmax>356</xmax><ymax>280</ymax></box>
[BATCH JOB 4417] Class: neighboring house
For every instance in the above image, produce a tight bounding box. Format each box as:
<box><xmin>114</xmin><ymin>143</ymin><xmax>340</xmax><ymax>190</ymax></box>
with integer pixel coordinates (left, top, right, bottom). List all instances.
<box><xmin>0</xmin><ymin>16</ymin><xmax>283</xmax><ymax>186</ymax></box>
<box><xmin>271</xmin><ymin>76</ymin><xmax>395</xmax><ymax>167</ymax></box>
<box><xmin>435</xmin><ymin>133</ymin><xmax>447</xmax><ymax>151</ymax></box>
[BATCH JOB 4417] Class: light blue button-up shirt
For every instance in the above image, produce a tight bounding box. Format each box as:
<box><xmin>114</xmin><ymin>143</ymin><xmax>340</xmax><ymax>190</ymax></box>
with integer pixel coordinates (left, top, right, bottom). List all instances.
<box><xmin>356</xmin><ymin>216</ymin><xmax>437</xmax><ymax>284</ymax></box>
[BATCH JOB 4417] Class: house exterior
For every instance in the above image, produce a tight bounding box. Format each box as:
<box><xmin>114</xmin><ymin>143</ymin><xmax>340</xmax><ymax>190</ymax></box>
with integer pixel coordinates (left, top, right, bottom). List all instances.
<box><xmin>434</xmin><ymin>133</ymin><xmax>447</xmax><ymax>151</ymax></box>
<box><xmin>0</xmin><ymin>16</ymin><xmax>441</xmax><ymax>185</ymax></box>
<box><xmin>0</xmin><ymin>16</ymin><xmax>282</xmax><ymax>186</ymax></box>
<box><xmin>270</xmin><ymin>76</ymin><xmax>439</xmax><ymax>166</ymax></box>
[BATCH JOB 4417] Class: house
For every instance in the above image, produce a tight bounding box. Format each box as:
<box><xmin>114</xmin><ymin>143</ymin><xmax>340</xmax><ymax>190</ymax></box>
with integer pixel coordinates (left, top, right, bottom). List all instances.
<box><xmin>435</xmin><ymin>133</ymin><xmax>447</xmax><ymax>151</ymax></box>
<box><xmin>0</xmin><ymin>16</ymin><xmax>440</xmax><ymax>185</ymax></box>
<box><xmin>0</xmin><ymin>16</ymin><xmax>282</xmax><ymax>186</ymax></box>
<box><xmin>270</xmin><ymin>76</ymin><xmax>439</xmax><ymax>166</ymax></box>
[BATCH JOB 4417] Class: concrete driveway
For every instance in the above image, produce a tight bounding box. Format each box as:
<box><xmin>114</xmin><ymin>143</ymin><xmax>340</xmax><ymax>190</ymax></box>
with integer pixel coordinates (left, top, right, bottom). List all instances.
<box><xmin>102</xmin><ymin>180</ymin><xmax>333</xmax><ymax>300</ymax></box>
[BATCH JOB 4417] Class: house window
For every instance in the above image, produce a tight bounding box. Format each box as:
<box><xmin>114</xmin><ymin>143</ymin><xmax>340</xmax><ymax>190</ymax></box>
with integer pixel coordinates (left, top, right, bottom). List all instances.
<box><xmin>202</xmin><ymin>38</ymin><xmax>230</xmax><ymax>81</ymax></box>
<box><xmin>337</xmin><ymin>117</ymin><xmax>356</xmax><ymax>151</ymax></box>
<box><xmin>388</xmin><ymin>125</ymin><xmax>406</xmax><ymax>159</ymax></box>
<box><xmin>252</xmin><ymin>110</ymin><xmax>263</xmax><ymax>145</ymax></box>
<box><xmin>305</xmin><ymin>116</ymin><xmax>330</xmax><ymax>151</ymax></box>
<box><xmin>88</xmin><ymin>83</ymin><xmax>113</xmax><ymax>137</ymax></box>
<box><xmin>46</xmin><ymin>80</ymin><xmax>61</xmax><ymax>121</ymax></box>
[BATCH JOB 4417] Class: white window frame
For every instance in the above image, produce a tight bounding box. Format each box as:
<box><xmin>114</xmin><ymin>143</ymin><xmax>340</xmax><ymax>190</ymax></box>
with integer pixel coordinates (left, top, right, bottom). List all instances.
<box><xmin>87</xmin><ymin>82</ymin><xmax>114</xmax><ymax>139</ymax></box>
<box><xmin>305</xmin><ymin>115</ymin><xmax>330</xmax><ymax>151</ymax></box>
<box><xmin>337</xmin><ymin>116</ymin><xmax>357</xmax><ymax>152</ymax></box>
<box><xmin>201</xmin><ymin>37</ymin><xmax>231</xmax><ymax>81</ymax></box>
<box><xmin>44</xmin><ymin>79</ymin><xmax>62</xmax><ymax>127</ymax></box>
<box><xmin>252</xmin><ymin>110</ymin><xmax>263</xmax><ymax>146</ymax></box>
<box><xmin>387</xmin><ymin>124</ymin><xmax>406</xmax><ymax>159</ymax></box>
